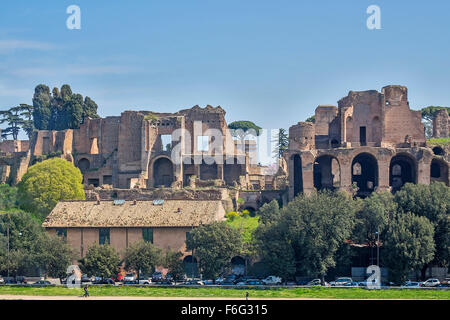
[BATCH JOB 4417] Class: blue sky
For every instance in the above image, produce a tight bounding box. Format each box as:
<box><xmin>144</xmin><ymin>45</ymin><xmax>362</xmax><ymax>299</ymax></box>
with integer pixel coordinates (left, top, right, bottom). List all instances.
<box><xmin>1</xmin><ymin>0</ymin><xmax>449</xmax><ymax>145</ymax></box>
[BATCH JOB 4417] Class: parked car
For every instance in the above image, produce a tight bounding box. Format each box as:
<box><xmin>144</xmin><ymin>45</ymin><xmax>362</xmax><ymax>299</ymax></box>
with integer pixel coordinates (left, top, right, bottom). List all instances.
<box><xmin>262</xmin><ymin>276</ymin><xmax>282</xmax><ymax>285</ymax></box>
<box><xmin>123</xmin><ymin>273</ymin><xmax>136</xmax><ymax>282</ymax></box>
<box><xmin>15</xmin><ymin>276</ymin><xmax>27</xmax><ymax>284</ymax></box>
<box><xmin>401</xmin><ymin>281</ymin><xmax>421</xmax><ymax>287</ymax></box>
<box><xmin>421</xmin><ymin>278</ymin><xmax>440</xmax><ymax>287</ymax></box>
<box><xmin>437</xmin><ymin>283</ymin><xmax>450</xmax><ymax>287</ymax></box>
<box><xmin>0</xmin><ymin>276</ymin><xmax>4</xmax><ymax>284</ymax></box>
<box><xmin>344</xmin><ymin>281</ymin><xmax>360</xmax><ymax>287</ymax></box>
<box><xmin>32</xmin><ymin>280</ymin><xmax>52</xmax><ymax>285</ymax></box>
<box><xmin>329</xmin><ymin>277</ymin><xmax>353</xmax><ymax>287</ymax></box>
<box><xmin>81</xmin><ymin>274</ymin><xmax>91</xmax><ymax>283</ymax></box>
<box><xmin>182</xmin><ymin>280</ymin><xmax>205</xmax><ymax>286</ymax></box>
<box><xmin>154</xmin><ymin>280</ymin><xmax>174</xmax><ymax>285</ymax></box>
<box><xmin>220</xmin><ymin>280</ymin><xmax>235</xmax><ymax>286</ymax></box>
<box><xmin>152</xmin><ymin>272</ymin><xmax>163</xmax><ymax>282</ymax></box>
<box><xmin>137</xmin><ymin>277</ymin><xmax>151</xmax><ymax>285</ymax></box>
<box><xmin>236</xmin><ymin>279</ymin><xmax>264</xmax><ymax>286</ymax></box>
<box><xmin>92</xmin><ymin>278</ymin><xmax>115</xmax><ymax>285</ymax></box>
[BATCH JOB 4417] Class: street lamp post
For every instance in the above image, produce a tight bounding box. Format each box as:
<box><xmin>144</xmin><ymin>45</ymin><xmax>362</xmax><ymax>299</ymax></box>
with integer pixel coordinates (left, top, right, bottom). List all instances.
<box><xmin>375</xmin><ymin>231</ymin><xmax>380</xmax><ymax>267</ymax></box>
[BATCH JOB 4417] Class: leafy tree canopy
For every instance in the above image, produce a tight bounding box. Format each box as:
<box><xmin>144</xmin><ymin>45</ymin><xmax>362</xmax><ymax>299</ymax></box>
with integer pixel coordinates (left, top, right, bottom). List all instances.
<box><xmin>186</xmin><ymin>221</ymin><xmax>243</xmax><ymax>280</ymax></box>
<box><xmin>124</xmin><ymin>241</ymin><xmax>163</xmax><ymax>276</ymax></box>
<box><xmin>164</xmin><ymin>250</ymin><xmax>185</xmax><ymax>281</ymax></box>
<box><xmin>228</xmin><ymin>121</ymin><xmax>262</xmax><ymax>139</ymax></box>
<box><xmin>17</xmin><ymin>158</ymin><xmax>85</xmax><ymax>217</ymax></box>
<box><xmin>78</xmin><ymin>244</ymin><xmax>120</xmax><ymax>278</ymax></box>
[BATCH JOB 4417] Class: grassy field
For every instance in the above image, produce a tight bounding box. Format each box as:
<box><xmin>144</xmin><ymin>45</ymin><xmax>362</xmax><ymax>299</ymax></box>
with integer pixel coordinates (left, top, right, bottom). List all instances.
<box><xmin>0</xmin><ymin>285</ymin><xmax>449</xmax><ymax>299</ymax></box>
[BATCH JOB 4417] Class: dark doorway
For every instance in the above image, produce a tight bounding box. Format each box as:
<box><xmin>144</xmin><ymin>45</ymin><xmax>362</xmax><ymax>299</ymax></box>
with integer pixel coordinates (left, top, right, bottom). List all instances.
<box><xmin>360</xmin><ymin>127</ymin><xmax>367</xmax><ymax>146</ymax></box>
<box><xmin>183</xmin><ymin>255</ymin><xmax>198</xmax><ymax>278</ymax></box>
<box><xmin>153</xmin><ymin>157</ymin><xmax>174</xmax><ymax>187</ymax></box>
<box><xmin>314</xmin><ymin>155</ymin><xmax>340</xmax><ymax>191</ymax></box>
<box><xmin>351</xmin><ymin>153</ymin><xmax>378</xmax><ymax>197</ymax></box>
<box><xmin>389</xmin><ymin>154</ymin><xmax>416</xmax><ymax>192</ymax></box>
<box><xmin>292</xmin><ymin>154</ymin><xmax>303</xmax><ymax>197</ymax></box>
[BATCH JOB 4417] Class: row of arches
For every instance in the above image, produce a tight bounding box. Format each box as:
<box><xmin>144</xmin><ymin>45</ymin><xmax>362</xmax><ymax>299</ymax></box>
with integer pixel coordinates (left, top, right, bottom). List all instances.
<box><xmin>292</xmin><ymin>153</ymin><xmax>448</xmax><ymax>197</ymax></box>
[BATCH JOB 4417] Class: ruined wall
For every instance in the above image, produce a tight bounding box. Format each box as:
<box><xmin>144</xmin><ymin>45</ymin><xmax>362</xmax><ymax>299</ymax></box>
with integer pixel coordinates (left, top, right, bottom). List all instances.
<box><xmin>0</xmin><ymin>140</ymin><xmax>29</xmax><ymax>153</ymax></box>
<box><xmin>433</xmin><ymin>109</ymin><xmax>449</xmax><ymax>138</ymax></box>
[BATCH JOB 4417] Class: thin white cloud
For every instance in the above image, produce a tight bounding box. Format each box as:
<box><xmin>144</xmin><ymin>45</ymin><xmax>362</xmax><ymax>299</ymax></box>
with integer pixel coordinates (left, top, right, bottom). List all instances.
<box><xmin>0</xmin><ymin>40</ymin><xmax>56</xmax><ymax>53</ymax></box>
<box><xmin>11</xmin><ymin>65</ymin><xmax>141</xmax><ymax>77</ymax></box>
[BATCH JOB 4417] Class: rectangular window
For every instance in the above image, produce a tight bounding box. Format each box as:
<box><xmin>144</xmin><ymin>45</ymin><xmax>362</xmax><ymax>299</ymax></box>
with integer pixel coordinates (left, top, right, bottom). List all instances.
<box><xmin>360</xmin><ymin>127</ymin><xmax>366</xmax><ymax>146</ymax></box>
<box><xmin>197</xmin><ymin>136</ymin><xmax>209</xmax><ymax>152</ymax></box>
<box><xmin>103</xmin><ymin>175</ymin><xmax>112</xmax><ymax>185</ymax></box>
<box><xmin>56</xmin><ymin>228</ymin><xmax>67</xmax><ymax>239</ymax></box>
<box><xmin>161</xmin><ymin>135</ymin><xmax>172</xmax><ymax>151</ymax></box>
<box><xmin>142</xmin><ymin>228</ymin><xmax>153</xmax><ymax>243</ymax></box>
<box><xmin>99</xmin><ymin>228</ymin><xmax>110</xmax><ymax>245</ymax></box>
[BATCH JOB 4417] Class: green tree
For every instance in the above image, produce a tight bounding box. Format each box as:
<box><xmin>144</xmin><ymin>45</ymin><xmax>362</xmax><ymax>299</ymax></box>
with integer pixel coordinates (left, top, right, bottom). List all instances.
<box><xmin>164</xmin><ymin>250</ymin><xmax>185</xmax><ymax>282</ymax></box>
<box><xmin>17</xmin><ymin>158</ymin><xmax>85</xmax><ymax>217</ymax></box>
<box><xmin>0</xmin><ymin>184</ymin><xmax>18</xmax><ymax>210</ymax></box>
<box><xmin>305</xmin><ymin>115</ymin><xmax>315</xmax><ymax>123</ymax></box>
<box><xmin>383</xmin><ymin>212</ymin><xmax>435</xmax><ymax>285</ymax></box>
<box><xmin>124</xmin><ymin>241</ymin><xmax>163</xmax><ymax>279</ymax></box>
<box><xmin>78</xmin><ymin>244</ymin><xmax>120</xmax><ymax>279</ymax></box>
<box><xmin>32</xmin><ymin>84</ymin><xmax>52</xmax><ymax>130</ymax></box>
<box><xmin>272</xmin><ymin>128</ymin><xmax>288</xmax><ymax>159</ymax></box>
<box><xmin>0</xmin><ymin>105</ymin><xmax>33</xmax><ymax>140</ymax></box>
<box><xmin>186</xmin><ymin>222</ymin><xmax>243</xmax><ymax>280</ymax></box>
<box><xmin>34</xmin><ymin>233</ymin><xmax>74</xmax><ymax>279</ymax></box>
<box><xmin>254</xmin><ymin>191</ymin><xmax>357</xmax><ymax>283</ymax></box>
<box><xmin>228</xmin><ymin>121</ymin><xmax>262</xmax><ymax>140</ymax></box>
<box><xmin>394</xmin><ymin>182</ymin><xmax>450</xmax><ymax>275</ymax></box>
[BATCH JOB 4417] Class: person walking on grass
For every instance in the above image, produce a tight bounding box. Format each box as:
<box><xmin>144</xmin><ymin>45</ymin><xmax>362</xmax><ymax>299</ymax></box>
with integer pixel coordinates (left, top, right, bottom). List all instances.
<box><xmin>83</xmin><ymin>284</ymin><xmax>90</xmax><ymax>298</ymax></box>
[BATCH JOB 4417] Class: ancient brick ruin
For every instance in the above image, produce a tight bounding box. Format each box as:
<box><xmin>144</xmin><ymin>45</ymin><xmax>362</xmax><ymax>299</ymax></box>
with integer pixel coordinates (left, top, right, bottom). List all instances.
<box><xmin>287</xmin><ymin>85</ymin><xmax>449</xmax><ymax>199</ymax></box>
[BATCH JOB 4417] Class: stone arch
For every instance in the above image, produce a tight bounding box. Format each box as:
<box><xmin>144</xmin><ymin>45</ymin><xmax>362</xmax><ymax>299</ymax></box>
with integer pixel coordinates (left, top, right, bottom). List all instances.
<box><xmin>389</xmin><ymin>153</ymin><xmax>417</xmax><ymax>192</ymax></box>
<box><xmin>371</xmin><ymin>116</ymin><xmax>382</xmax><ymax>144</ymax></box>
<box><xmin>231</xmin><ymin>256</ymin><xmax>246</xmax><ymax>275</ymax></box>
<box><xmin>292</xmin><ymin>154</ymin><xmax>303</xmax><ymax>197</ymax></box>
<box><xmin>152</xmin><ymin>156</ymin><xmax>174</xmax><ymax>187</ymax></box>
<box><xmin>351</xmin><ymin>152</ymin><xmax>378</xmax><ymax>197</ymax></box>
<box><xmin>345</xmin><ymin>116</ymin><xmax>353</xmax><ymax>142</ymax></box>
<box><xmin>78</xmin><ymin>158</ymin><xmax>90</xmax><ymax>173</ymax></box>
<box><xmin>430</xmin><ymin>158</ymin><xmax>449</xmax><ymax>185</ymax></box>
<box><xmin>314</xmin><ymin>155</ymin><xmax>340</xmax><ymax>191</ymax></box>
<box><xmin>183</xmin><ymin>255</ymin><xmax>199</xmax><ymax>278</ymax></box>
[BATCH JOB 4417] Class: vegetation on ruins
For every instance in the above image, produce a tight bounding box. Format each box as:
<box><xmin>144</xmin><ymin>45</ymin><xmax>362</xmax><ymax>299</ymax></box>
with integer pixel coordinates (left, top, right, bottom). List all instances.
<box><xmin>427</xmin><ymin>138</ymin><xmax>450</xmax><ymax>145</ymax></box>
<box><xmin>305</xmin><ymin>115</ymin><xmax>315</xmax><ymax>123</ymax></box>
<box><xmin>17</xmin><ymin>158</ymin><xmax>85</xmax><ymax>217</ymax></box>
<box><xmin>0</xmin><ymin>104</ymin><xmax>34</xmax><ymax>140</ymax></box>
<box><xmin>186</xmin><ymin>221</ymin><xmax>243</xmax><ymax>280</ymax></box>
<box><xmin>78</xmin><ymin>244</ymin><xmax>120</xmax><ymax>279</ymax></box>
<box><xmin>32</xmin><ymin>84</ymin><xmax>99</xmax><ymax>131</ymax></box>
<box><xmin>124</xmin><ymin>241</ymin><xmax>163</xmax><ymax>278</ymax></box>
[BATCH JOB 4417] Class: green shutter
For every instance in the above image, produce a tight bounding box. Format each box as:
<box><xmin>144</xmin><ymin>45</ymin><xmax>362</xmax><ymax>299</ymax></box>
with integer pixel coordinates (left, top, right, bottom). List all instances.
<box><xmin>143</xmin><ymin>228</ymin><xmax>153</xmax><ymax>243</ymax></box>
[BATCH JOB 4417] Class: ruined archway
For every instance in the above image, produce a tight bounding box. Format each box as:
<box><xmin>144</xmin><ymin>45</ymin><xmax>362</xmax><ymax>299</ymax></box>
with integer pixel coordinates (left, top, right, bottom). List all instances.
<box><xmin>153</xmin><ymin>157</ymin><xmax>174</xmax><ymax>187</ymax></box>
<box><xmin>314</xmin><ymin>155</ymin><xmax>340</xmax><ymax>191</ymax></box>
<box><xmin>77</xmin><ymin>158</ymin><xmax>90</xmax><ymax>173</ymax></box>
<box><xmin>292</xmin><ymin>154</ymin><xmax>303</xmax><ymax>197</ymax></box>
<box><xmin>389</xmin><ymin>154</ymin><xmax>416</xmax><ymax>192</ymax></box>
<box><xmin>430</xmin><ymin>158</ymin><xmax>449</xmax><ymax>185</ymax></box>
<box><xmin>183</xmin><ymin>255</ymin><xmax>199</xmax><ymax>278</ymax></box>
<box><xmin>351</xmin><ymin>153</ymin><xmax>378</xmax><ymax>197</ymax></box>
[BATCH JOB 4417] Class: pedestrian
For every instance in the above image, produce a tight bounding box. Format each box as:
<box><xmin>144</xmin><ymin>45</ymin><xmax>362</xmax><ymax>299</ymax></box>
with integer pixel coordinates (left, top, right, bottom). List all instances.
<box><xmin>83</xmin><ymin>284</ymin><xmax>90</xmax><ymax>298</ymax></box>
<box><xmin>246</xmin><ymin>291</ymin><xmax>249</xmax><ymax>301</ymax></box>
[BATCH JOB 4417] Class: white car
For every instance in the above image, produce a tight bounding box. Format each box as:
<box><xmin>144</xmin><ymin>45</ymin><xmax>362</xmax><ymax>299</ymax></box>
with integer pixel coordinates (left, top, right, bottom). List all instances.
<box><xmin>421</xmin><ymin>278</ymin><xmax>440</xmax><ymax>287</ymax></box>
<box><xmin>123</xmin><ymin>273</ymin><xmax>137</xmax><ymax>282</ymax></box>
<box><xmin>0</xmin><ymin>276</ymin><xmax>4</xmax><ymax>284</ymax></box>
<box><xmin>262</xmin><ymin>276</ymin><xmax>282</xmax><ymax>285</ymax></box>
<box><xmin>329</xmin><ymin>277</ymin><xmax>353</xmax><ymax>287</ymax></box>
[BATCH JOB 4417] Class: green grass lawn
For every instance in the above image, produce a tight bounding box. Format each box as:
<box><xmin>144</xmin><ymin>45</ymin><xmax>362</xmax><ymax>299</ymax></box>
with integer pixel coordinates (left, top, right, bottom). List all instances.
<box><xmin>0</xmin><ymin>286</ymin><xmax>449</xmax><ymax>299</ymax></box>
